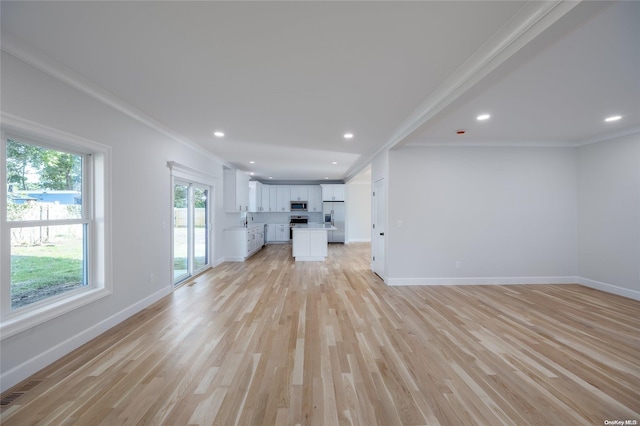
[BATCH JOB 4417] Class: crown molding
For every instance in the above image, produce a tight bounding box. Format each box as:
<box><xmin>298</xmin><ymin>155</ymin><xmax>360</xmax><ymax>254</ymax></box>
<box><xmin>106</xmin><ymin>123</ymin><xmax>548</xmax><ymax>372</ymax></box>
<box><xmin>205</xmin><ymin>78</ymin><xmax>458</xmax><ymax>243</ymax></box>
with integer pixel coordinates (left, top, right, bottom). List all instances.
<box><xmin>404</xmin><ymin>140</ymin><xmax>577</xmax><ymax>149</ymax></box>
<box><xmin>1</xmin><ymin>34</ymin><xmax>232</xmax><ymax>168</ymax></box>
<box><xmin>573</xmin><ymin>127</ymin><xmax>640</xmax><ymax>147</ymax></box>
<box><xmin>346</xmin><ymin>0</ymin><xmax>582</xmax><ymax>178</ymax></box>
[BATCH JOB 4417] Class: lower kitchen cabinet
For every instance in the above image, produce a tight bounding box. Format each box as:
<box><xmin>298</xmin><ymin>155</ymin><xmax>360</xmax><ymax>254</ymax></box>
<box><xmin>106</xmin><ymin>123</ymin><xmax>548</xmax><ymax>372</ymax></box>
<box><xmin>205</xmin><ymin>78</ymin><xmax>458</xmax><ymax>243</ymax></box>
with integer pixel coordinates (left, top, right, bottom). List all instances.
<box><xmin>267</xmin><ymin>224</ymin><xmax>290</xmax><ymax>243</ymax></box>
<box><xmin>223</xmin><ymin>225</ymin><xmax>264</xmax><ymax>261</ymax></box>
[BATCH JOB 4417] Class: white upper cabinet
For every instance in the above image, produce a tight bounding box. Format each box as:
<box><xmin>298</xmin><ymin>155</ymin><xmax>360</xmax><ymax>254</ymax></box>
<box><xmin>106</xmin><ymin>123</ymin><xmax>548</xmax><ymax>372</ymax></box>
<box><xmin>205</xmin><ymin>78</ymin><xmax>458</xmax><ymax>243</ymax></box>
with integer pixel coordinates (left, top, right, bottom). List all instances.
<box><xmin>249</xmin><ymin>181</ymin><xmax>263</xmax><ymax>212</ymax></box>
<box><xmin>321</xmin><ymin>184</ymin><xmax>345</xmax><ymax>201</ymax></box>
<box><xmin>307</xmin><ymin>185</ymin><xmax>322</xmax><ymax>212</ymax></box>
<box><xmin>276</xmin><ymin>186</ymin><xmax>291</xmax><ymax>212</ymax></box>
<box><xmin>261</xmin><ymin>184</ymin><xmax>271</xmax><ymax>212</ymax></box>
<box><xmin>224</xmin><ymin>169</ymin><xmax>250</xmax><ymax>212</ymax></box>
<box><xmin>245</xmin><ymin>183</ymin><xmax>325</xmax><ymax>212</ymax></box>
<box><xmin>290</xmin><ymin>186</ymin><xmax>308</xmax><ymax>201</ymax></box>
<box><xmin>268</xmin><ymin>185</ymin><xmax>278</xmax><ymax>212</ymax></box>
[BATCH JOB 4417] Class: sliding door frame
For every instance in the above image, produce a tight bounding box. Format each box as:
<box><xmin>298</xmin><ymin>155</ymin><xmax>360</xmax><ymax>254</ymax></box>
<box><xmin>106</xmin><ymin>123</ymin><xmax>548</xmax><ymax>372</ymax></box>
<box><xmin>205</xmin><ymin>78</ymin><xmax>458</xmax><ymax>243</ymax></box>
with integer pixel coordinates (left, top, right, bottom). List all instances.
<box><xmin>168</xmin><ymin>162</ymin><xmax>215</xmax><ymax>290</ymax></box>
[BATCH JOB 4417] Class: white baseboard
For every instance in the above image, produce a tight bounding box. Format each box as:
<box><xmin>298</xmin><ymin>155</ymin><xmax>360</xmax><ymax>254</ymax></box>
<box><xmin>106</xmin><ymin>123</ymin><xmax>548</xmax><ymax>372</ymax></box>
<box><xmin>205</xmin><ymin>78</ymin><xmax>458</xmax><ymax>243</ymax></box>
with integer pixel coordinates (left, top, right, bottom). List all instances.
<box><xmin>385</xmin><ymin>276</ymin><xmax>579</xmax><ymax>286</ymax></box>
<box><xmin>223</xmin><ymin>256</ymin><xmax>246</xmax><ymax>262</ymax></box>
<box><xmin>384</xmin><ymin>275</ymin><xmax>640</xmax><ymax>301</ymax></box>
<box><xmin>346</xmin><ymin>238</ymin><xmax>371</xmax><ymax>244</ymax></box>
<box><xmin>577</xmin><ymin>277</ymin><xmax>640</xmax><ymax>301</ymax></box>
<box><xmin>0</xmin><ymin>287</ymin><xmax>171</xmax><ymax>393</ymax></box>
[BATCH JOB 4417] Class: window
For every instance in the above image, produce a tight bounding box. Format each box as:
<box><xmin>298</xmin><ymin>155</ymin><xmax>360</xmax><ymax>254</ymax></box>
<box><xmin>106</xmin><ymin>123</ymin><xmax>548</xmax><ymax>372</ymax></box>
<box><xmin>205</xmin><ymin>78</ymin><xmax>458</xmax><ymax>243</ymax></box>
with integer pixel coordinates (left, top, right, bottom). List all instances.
<box><xmin>1</xmin><ymin>124</ymin><xmax>111</xmax><ymax>339</ymax></box>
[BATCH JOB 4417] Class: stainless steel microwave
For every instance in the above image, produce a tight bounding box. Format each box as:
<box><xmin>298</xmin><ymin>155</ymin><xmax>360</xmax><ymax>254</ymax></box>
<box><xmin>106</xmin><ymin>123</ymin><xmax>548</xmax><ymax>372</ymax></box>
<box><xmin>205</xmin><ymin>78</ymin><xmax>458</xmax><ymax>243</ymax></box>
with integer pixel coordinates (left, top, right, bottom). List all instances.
<box><xmin>290</xmin><ymin>201</ymin><xmax>308</xmax><ymax>211</ymax></box>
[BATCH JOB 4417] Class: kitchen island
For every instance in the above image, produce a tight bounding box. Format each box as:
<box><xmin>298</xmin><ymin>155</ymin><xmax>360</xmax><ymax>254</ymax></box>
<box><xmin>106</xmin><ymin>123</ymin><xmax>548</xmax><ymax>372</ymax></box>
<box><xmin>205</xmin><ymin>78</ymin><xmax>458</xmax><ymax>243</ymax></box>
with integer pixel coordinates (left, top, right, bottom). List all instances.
<box><xmin>291</xmin><ymin>223</ymin><xmax>337</xmax><ymax>261</ymax></box>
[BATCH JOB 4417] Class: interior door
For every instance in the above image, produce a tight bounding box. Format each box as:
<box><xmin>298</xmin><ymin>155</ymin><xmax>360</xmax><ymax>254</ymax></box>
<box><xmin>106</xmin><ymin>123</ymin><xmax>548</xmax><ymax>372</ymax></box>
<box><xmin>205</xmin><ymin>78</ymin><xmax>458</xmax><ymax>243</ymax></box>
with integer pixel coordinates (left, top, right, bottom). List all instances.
<box><xmin>372</xmin><ymin>178</ymin><xmax>385</xmax><ymax>279</ymax></box>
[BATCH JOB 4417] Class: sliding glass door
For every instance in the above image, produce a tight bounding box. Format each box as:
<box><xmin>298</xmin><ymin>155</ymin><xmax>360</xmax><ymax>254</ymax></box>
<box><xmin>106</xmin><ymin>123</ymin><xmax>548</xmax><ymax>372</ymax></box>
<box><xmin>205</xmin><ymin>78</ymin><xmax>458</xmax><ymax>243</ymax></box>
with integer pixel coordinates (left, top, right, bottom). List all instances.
<box><xmin>173</xmin><ymin>180</ymin><xmax>209</xmax><ymax>285</ymax></box>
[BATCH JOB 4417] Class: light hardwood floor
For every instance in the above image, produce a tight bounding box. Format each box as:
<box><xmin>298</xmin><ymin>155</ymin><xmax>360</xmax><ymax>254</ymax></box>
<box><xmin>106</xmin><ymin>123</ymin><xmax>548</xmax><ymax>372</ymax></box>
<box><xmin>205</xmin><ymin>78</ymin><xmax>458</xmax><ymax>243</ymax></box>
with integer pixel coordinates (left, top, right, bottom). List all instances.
<box><xmin>2</xmin><ymin>243</ymin><xmax>639</xmax><ymax>425</ymax></box>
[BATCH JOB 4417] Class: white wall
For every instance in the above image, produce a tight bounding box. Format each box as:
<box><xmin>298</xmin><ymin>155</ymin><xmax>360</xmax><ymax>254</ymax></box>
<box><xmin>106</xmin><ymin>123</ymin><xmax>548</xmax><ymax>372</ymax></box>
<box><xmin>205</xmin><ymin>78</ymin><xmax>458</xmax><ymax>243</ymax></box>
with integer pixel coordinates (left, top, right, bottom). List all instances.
<box><xmin>1</xmin><ymin>51</ymin><xmax>226</xmax><ymax>390</ymax></box>
<box><xmin>577</xmin><ymin>133</ymin><xmax>640</xmax><ymax>299</ymax></box>
<box><xmin>386</xmin><ymin>146</ymin><xmax>578</xmax><ymax>284</ymax></box>
<box><xmin>346</xmin><ymin>182</ymin><xmax>371</xmax><ymax>243</ymax></box>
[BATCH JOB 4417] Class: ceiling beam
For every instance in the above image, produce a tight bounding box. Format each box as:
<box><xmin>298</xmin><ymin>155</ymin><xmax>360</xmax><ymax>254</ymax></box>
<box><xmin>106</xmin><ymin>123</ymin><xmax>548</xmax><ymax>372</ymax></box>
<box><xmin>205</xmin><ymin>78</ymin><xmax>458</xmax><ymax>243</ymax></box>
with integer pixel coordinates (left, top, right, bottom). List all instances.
<box><xmin>344</xmin><ymin>0</ymin><xmax>582</xmax><ymax>182</ymax></box>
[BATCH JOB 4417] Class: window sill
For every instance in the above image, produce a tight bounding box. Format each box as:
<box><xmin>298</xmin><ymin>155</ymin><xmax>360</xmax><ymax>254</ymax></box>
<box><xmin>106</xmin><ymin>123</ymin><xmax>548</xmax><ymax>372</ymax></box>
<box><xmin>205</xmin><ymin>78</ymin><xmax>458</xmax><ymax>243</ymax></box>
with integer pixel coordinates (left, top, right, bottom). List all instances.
<box><xmin>0</xmin><ymin>287</ymin><xmax>112</xmax><ymax>340</ymax></box>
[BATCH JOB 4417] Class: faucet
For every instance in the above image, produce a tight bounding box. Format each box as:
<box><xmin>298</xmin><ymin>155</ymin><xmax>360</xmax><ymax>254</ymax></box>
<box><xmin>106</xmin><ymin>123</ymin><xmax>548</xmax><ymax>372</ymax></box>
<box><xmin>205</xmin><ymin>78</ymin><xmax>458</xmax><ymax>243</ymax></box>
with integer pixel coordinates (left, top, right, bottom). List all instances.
<box><xmin>245</xmin><ymin>212</ymin><xmax>253</xmax><ymax>227</ymax></box>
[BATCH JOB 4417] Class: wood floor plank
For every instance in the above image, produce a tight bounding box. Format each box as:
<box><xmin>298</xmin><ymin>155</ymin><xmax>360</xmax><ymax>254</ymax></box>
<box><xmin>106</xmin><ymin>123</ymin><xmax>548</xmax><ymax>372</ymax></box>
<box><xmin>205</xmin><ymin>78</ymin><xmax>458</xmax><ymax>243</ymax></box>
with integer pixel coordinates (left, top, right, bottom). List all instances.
<box><xmin>2</xmin><ymin>242</ymin><xmax>639</xmax><ymax>425</ymax></box>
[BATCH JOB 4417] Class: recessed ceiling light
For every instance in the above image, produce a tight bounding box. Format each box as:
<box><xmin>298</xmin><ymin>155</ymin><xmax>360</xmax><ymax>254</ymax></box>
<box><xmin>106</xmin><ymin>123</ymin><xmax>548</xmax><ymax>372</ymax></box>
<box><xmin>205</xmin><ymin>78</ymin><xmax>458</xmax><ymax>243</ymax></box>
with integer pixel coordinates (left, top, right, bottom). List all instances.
<box><xmin>324</xmin><ymin>177</ymin><xmax>329</xmax><ymax>180</ymax></box>
<box><xmin>249</xmin><ymin>161</ymin><xmax>255</xmax><ymax>164</ymax></box>
<box><xmin>213</xmin><ymin>131</ymin><xmax>225</xmax><ymax>137</ymax></box>
<box><xmin>604</xmin><ymin>115</ymin><xmax>622</xmax><ymax>122</ymax></box>
<box><xmin>332</xmin><ymin>161</ymin><xmax>338</xmax><ymax>165</ymax></box>
<box><xmin>250</xmin><ymin>172</ymin><xmax>254</xmax><ymax>176</ymax></box>
<box><xmin>268</xmin><ymin>177</ymin><xmax>273</xmax><ymax>179</ymax></box>
<box><xmin>476</xmin><ymin>114</ymin><xmax>491</xmax><ymax>121</ymax></box>
<box><xmin>344</xmin><ymin>133</ymin><xmax>354</xmax><ymax>139</ymax></box>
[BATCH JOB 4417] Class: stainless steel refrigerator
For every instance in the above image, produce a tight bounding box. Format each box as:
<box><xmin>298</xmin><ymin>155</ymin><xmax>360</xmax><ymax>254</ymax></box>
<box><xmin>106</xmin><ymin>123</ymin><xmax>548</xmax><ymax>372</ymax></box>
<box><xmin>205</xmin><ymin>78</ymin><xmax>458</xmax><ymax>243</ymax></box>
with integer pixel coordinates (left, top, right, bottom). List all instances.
<box><xmin>323</xmin><ymin>201</ymin><xmax>345</xmax><ymax>243</ymax></box>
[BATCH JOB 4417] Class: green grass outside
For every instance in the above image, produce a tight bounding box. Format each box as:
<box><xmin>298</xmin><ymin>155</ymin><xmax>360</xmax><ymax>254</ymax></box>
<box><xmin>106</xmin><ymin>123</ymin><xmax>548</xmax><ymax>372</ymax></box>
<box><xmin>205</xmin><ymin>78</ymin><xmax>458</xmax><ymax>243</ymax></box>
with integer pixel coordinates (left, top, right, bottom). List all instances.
<box><xmin>12</xmin><ymin>242</ymin><xmax>207</xmax><ymax>306</ymax></box>
<box><xmin>11</xmin><ymin>241</ymin><xmax>84</xmax><ymax>308</ymax></box>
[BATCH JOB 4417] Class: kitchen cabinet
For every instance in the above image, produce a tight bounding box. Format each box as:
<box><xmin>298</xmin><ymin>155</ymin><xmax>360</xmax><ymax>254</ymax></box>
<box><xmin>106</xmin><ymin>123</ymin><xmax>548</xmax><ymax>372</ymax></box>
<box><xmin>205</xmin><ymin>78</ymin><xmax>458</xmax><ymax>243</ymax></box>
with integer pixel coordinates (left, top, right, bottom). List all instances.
<box><xmin>307</xmin><ymin>185</ymin><xmax>322</xmax><ymax>212</ymax></box>
<box><xmin>268</xmin><ymin>224</ymin><xmax>290</xmax><ymax>242</ymax></box>
<box><xmin>292</xmin><ymin>226</ymin><xmax>329</xmax><ymax>261</ymax></box>
<box><xmin>267</xmin><ymin>223</ymin><xmax>276</xmax><ymax>242</ymax></box>
<box><xmin>276</xmin><ymin>187</ymin><xmax>291</xmax><ymax>212</ymax></box>
<box><xmin>277</xmin><ymin>224</ymin><xmax>289</xmax><ymax>241</ymax></box>
<box><xmin>249</xmin><ymin>181</ymin><xmax>263</xmax><ymax>212</ymax></box>
<box><xmin>261</xmin><ymin>184</ymin><xmax>271</xmax><ymax>212</ymax></box>
<box><xmin>224</xmin><ymin>169</ymin><xmax>250</xmax><ymax>212</ymax></box>
<box><xmin>268</xmin><ymin>186</ymin><xmax>277</xmax><ymax>212</ymax></box>
<box><xmin>321</xmin><ymin>184</ymin><xmax>345</xmax><ymax>201</ymax></box>
<box><xmin>290</xmin><ymin>186</ymin><xmax>308</xmax><ymax>201</ymax></box>
<box><xmin>223</xmin><ymin>224</ymin><xmax>264</xmax><ymax>261</ymax></box>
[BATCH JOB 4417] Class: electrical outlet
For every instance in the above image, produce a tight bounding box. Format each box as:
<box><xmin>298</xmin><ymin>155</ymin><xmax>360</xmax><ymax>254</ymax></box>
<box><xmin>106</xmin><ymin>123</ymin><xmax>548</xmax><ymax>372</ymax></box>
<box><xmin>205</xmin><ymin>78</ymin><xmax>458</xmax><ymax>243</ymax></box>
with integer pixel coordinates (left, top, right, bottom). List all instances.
<box><xmin>148</xmin><ymin>273</ymin><xmax>155</xmax><ymax>284</ymax></box>
<box><xmin>455</xmin><ymin>261</ymin><xmax>461</xmax><ymax>269</ymax></box>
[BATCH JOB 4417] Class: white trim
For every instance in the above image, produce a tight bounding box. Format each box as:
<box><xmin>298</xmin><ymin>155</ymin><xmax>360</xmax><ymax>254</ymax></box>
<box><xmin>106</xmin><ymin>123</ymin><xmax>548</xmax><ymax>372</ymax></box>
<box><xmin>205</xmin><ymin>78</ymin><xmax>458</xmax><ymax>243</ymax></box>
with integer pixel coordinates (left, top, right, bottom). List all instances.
<box><xmin>403</xmin><ymin>128</ymin><xmax>640</xmax><ymax>149</ymax></box>
<box><xmin>1</xmin><ymin>36</ymin><xmax>231</xmax><ymax>168</ymax></box>
<box><xmin>383</xmin><ymin>275</ymin><xmax>639</xmax><ymax>301</ymax></box>
<box><xmin>1</xmin><ymin>117</ymin><xmax>113</xmax><ymax>340</ymax></box>
<box><xmin>224</xmin><ymin>256</ymin><xmax>249</xmax><ymax>262</ymax></box>
<box><xmin>0</xmin><ymin>286</ymin><xmax>171</xmax><ymax>393</ymax></box>
<box><xmin>2</xmin><ymin>113</ymin><xmax>110</xmax><ymax>153</ymax></box>
<box><xmin>574</xmin><ymin>127</ymin><xmax>640</xmax><ymax>147</ymax></box>
<box><xmin>577</xmin><ymin>277</ymin><xmax>640</xmax><ymax>301</ymax></box>
<box><xmin>344</xmin><ymin>0</ymin><xmax>581</xmax><ymax>180</ymax></box>
<box><xmin>167</xmin><ymin>161</ymin><xmax>217</xmax><ymax>183</ymax></box>
<box><xmin>405</xmin><ymin>140</ymin><xmax>578</xmax><ymax>148</ymax></box>
<box><xmin>385</xmin><ymin>276</ymin><xmax>579</xmax><ymax>286</ymax></box>
<box><xmin>0</xmin><ymin>288</ymin><xmax>112</xmax><ymax>340</ymax></box>
<box><xmin>168</xmin><ymin>164</ymin><xmax>217</xmax><ymax>289</ymax></box>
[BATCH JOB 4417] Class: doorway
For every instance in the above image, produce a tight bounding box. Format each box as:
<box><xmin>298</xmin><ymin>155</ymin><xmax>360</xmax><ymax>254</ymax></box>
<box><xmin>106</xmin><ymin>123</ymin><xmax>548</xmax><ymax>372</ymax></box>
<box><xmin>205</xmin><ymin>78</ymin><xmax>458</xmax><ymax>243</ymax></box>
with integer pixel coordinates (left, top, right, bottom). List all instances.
<box><xmin>372</xmin><ymin>178</ymin><xmax>385</xmax><ymax>279</ymax></box>
<box><xmin>173</xmin><ymin>180</ymin><xmax>210</xmax><ymax>285</ymax></box>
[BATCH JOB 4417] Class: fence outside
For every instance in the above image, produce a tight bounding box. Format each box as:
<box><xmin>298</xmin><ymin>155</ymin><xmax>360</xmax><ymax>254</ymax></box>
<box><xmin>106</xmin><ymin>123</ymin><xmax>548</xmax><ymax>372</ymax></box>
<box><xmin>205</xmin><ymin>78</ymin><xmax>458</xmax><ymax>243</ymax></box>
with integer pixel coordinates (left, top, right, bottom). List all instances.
<box><xmin>174</xmin><ymin>208</ymin><xmax>207</xmax><ymax>227</ymax></box>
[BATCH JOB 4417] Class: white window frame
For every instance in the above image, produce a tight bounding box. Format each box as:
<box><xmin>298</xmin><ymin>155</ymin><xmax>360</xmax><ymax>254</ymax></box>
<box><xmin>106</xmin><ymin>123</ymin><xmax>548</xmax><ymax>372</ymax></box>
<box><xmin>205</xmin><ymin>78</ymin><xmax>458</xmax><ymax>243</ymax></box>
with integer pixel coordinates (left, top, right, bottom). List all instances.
<box><xmin>1</xmin><ymin>115</ymin><xmax>112</xmax><ymax>340</ymax></box>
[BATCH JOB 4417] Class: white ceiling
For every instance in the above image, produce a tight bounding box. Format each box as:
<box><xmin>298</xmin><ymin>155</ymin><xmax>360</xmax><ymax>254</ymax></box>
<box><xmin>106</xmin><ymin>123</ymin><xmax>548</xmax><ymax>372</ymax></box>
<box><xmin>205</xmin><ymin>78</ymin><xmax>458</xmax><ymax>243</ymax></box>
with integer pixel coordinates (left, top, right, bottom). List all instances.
<box><xmin>2</xmin><ymin>1</ymin><xmax>638</xmax><ymax>182</ymax></box>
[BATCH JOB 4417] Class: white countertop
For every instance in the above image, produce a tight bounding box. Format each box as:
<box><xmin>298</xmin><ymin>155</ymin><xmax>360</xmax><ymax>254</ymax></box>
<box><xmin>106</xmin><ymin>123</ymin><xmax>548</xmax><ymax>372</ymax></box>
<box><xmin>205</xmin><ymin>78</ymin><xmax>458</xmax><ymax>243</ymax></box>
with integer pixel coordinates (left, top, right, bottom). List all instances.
<box><xmin>224</xmin><ymin>223</ymin><xmax>266</xmax><ymax>230</ymax></box>
<box><xmin>292</xmin><ymin>223</ymin><xmax>337</xmax><ymax>231</ymax></box>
